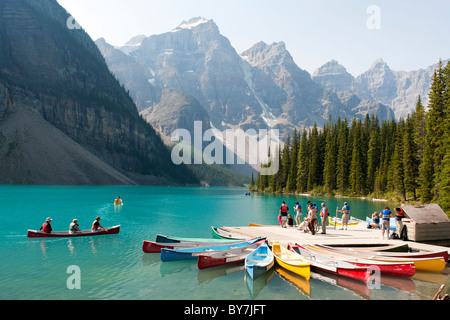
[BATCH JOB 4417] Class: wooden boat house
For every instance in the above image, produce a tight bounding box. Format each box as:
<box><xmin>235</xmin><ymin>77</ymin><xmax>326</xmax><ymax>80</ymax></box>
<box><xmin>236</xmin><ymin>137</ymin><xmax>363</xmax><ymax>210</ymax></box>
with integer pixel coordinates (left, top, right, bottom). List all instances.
<box><xmin>402</xmin><ymin>204</ymin><xmax>450</xmax><ymax>245</ymax></box>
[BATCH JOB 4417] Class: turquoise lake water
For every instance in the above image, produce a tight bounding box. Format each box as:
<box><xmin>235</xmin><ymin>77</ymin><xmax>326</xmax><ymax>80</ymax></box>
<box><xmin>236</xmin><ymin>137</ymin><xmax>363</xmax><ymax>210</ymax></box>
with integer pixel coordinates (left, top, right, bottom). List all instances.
<box><xmin>0</xmin><ymin>185</ymin><xmax>448</xmax><ymax>300</ymax></box>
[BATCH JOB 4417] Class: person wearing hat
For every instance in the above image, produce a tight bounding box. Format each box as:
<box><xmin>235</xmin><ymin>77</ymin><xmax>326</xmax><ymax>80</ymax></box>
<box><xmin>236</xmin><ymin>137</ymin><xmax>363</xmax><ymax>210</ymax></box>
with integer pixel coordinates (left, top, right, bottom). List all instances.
<box><xmin>39</xmin><ymin>217</ymin><xmax>53</xmax><ymax>234</ymax></box>
<box><xmin>91</xmin><ymin>217</ymin><xmax>106</xmax><ymax>232</ymax></box>
<box><xmin>69</xmin><ymin>219</ymin><xmax>81</xmax><ymax>234</ymax></box>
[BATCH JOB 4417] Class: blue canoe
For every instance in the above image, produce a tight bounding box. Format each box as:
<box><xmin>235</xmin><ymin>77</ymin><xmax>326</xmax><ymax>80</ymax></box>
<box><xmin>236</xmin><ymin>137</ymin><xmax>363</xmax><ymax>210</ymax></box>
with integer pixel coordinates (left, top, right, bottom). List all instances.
<box><xmin>245</xmin><ymin>242</ymin><xmax>274</xmax><ymax>280</ymax></box>
<box><xmin>366</xmin><ymin>217</ymin><xmax>396</xmax><ymax>230</ymax></box>
<box><xmin>160</xmin><ymin>238</ymin><xmax>262</xmax><ymax>262</ymax></box>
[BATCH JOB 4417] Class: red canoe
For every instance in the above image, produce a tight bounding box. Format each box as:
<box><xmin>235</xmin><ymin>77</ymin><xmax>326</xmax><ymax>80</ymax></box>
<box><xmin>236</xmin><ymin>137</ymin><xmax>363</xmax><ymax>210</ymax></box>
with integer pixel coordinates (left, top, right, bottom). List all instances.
<box><xmin>197</xmin><ymin>241</ymin><xmax>265</xmax><ymax>270</ymax></box>
<box><xmin>27</xmin><ymin>225</ymin><xmax>120</xmax><ymax>238</ymax></box>
<box><xmin>314</xmin><ymin>244</ymin><xmax>449</xmax><ymax>263</ymax></box>
<box><xmin>289</xmin><ymin>244</ymin><xmax>371</xmax><ymax>283</ymax></box>
<box><xmin>305</xmin><ymin>245</ymin><xmax>416</xmax><ymax>278</ymax></box>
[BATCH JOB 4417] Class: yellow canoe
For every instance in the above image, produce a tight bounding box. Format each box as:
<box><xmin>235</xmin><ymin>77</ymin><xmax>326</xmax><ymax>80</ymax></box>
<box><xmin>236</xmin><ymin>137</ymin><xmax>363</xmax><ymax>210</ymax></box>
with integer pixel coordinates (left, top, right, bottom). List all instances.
<box><xmin>272</xmin><ymin>242</ymin><xmax>310</xmax><ymax>280</ymax></box>
<box><xmin>312</xmin><ymin>244</ymin><xmax>445</xmax><ymax>272</ymax></box>
<box><xmin>328</xmin><ymin>216</ymin><xmax>359</xmax><ymax>226</ymax></box>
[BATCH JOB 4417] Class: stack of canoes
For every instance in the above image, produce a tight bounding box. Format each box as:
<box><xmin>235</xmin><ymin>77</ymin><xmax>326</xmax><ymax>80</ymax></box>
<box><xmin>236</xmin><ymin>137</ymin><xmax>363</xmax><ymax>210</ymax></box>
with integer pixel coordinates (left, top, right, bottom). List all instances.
<box><xmin>288</xmin><ymin>243</ymin><xmax>371</xmax><ymax>283</ymax></box>
<box><xmin>143</xmin><ymin>232</ymin><xmax>274</xmax><ymax>275</ymax></box>
<box><xmin>311</xmin><ymin>244</ymin><xmax>448</xmax><ymax>273</ymax></box>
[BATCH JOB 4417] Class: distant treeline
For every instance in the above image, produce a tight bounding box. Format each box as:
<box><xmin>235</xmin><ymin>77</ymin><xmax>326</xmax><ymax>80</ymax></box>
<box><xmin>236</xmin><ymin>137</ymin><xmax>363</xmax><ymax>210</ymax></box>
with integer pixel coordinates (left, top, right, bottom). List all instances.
<box><xmin>252</xmin><ymin>60</ymin><xmax>450</xmax><ymax>214</ymax></box>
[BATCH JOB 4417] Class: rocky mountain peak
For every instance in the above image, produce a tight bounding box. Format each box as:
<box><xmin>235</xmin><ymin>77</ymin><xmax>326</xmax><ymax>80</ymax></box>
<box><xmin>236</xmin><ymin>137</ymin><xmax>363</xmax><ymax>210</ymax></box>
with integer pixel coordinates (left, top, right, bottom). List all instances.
<box><xmin>370</xmin><ymin>58</ymin><xmax>390</xmax><ymax>70</ymax></box>
<box><xmin>312</xmin><ymin>60</ymin><xmax>355</xmax><ymax>92</ymax></box>
<box><xmin>241</xmin><ymin>41</ymin><xmax>288</xmax><ymax>67</ymax></box>
<box><xmin>313</xmin><ymin>60</ymin><xmax>350</xmax><ymax>77</ymax></box>
<box><xmin>171</xmin><ymin>17</ymin><xmax>218</xmax><ymax>34</ymax></box>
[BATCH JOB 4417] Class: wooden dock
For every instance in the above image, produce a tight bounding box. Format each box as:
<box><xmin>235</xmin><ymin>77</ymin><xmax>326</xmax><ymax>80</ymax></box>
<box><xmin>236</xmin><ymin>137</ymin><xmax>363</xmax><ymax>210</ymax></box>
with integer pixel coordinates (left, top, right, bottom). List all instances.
<box><xmin>220</xmin><ymin>222</ymin><xmax>450</xmax><ymax>254</ymax></box>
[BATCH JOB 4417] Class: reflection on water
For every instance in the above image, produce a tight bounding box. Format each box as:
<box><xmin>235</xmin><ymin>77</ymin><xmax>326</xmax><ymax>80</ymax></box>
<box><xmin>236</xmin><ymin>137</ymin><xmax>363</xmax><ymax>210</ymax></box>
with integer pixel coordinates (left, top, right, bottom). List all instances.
<box><xmin>0</xmin><ymin>186</ymin><xmax>448</xmax><ymax>300</ymax></box>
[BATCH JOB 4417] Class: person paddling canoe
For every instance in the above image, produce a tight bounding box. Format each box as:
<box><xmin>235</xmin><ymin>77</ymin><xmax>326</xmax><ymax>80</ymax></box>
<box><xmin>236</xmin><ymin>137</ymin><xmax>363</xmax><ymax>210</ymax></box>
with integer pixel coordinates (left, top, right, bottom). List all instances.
<box><xmin>39</xmin><ymin>217</ymin><xmax>53</xmax><ymax>234</ymax></box>
<box><xmin>92</xmin><ymin>217</ymin><xmax>107</xmax><ymax>232</ymax></box>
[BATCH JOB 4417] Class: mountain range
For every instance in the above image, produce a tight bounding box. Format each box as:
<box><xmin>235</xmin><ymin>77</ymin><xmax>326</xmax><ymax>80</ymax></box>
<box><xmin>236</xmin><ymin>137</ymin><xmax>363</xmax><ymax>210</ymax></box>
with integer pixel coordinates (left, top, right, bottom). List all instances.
<box><xmin>96</xmin><ymin>17</ymin><xmax>395</xmax><ymax>141</ymax></box>
<box><xmin>0</xmin><ymin>0</ymin><xmax>197</xmax><ymax>185</ymax></box>
<box><xmin>312</xmin><ymin>58</ymin><xmax>449</xmax><ymax>120</ymax></box>
<box><xmin>96</xmin><ymin>17</ymin><xmax>445</xmax><ymax>142</ymax></box>
<box><xmin>0</xmin><ymin>5</ymin><xmax>446</xmax><ymax>185</ymax></box>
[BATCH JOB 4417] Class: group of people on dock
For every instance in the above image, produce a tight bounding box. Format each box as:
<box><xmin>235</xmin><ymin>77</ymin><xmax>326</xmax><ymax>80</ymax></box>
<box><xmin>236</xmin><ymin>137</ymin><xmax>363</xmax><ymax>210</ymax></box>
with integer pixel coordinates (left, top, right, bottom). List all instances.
<box><xmin>39</xmin><ymin>216</ymin><xmax>107</xmax><ymax>234</ymax></box>
<box><xmin>368</xmin><ymin>206</ymin><xmax>407</xmax><ymax>239</ymax></box>
<box><xmin>278</xmin><ymin>199</ymin><xmax>408</xmax><ymax>240</ymax></box>
<box><xmin>278</xmin><ymin>200</ymin><xmax>347</xmax><ymax>235</ymax></box>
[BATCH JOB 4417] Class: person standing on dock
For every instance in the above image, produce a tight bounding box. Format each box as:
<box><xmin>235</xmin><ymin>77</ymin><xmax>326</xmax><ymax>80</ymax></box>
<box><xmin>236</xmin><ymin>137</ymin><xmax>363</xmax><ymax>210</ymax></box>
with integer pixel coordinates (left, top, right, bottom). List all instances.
<box><xmin>307</xmin><ymin>204</ymin><xmax>317</xmax><ymax>235</ymax></box>
<box><xmin>294</xmin><ymin>201</ymin><xmax>302</xmax><ymax>227</ymax></box>
<box><xmin>320</xmin><ymin>203</ymin><xmax>329</xmax><ymax>234</ymax></box>
<box><xmin>381</xmin><ymin>207</ymin><xmax>393</xmax><ymax>239</ymax></box>
<box><xmin>394</xmin><ymin>207</ymin><xmax>405</xmax><ymax>236</ymax></box>
<box><xmin>279</xmin><ymin>201</ymin><xmax>289</xmax><ymax>228</ymax></box>
<box><xmin>338</xmin><ymin>202</ymin><xmax>351</xmax><ymax>230</ymax></box>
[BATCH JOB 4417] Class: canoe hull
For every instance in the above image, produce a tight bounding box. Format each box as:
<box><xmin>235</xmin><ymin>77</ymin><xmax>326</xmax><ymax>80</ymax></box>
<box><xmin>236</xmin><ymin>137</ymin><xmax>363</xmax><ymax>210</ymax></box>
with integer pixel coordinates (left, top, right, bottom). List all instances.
<box><xmin>155</xmin><ymin>234</ymin><xmax>234</xmax><ymax>244</ymax></box>
<box><xmin>197</xmin><ymin>241</ymin><xmax>265</xmax><ymax>270</ymax></box>
<box><xmin>314</xmin><ymin>244</ymin><xmax>445</xmax><ymax>272</ymax></box>
<box><xmin>245</xmin><ymin>243</ymin><xmax>275</xmax><ymax>280</ymax></box>
<box><xmin>27</xmin><ymin>226</ymin><xmax>120</xmax><ymax>238</ymax></box>
<box><xmin>160</xmin><ymin>238</ymin><xmax>261</xmax><ymax>262</ymax></box>
<box><xmin>211</xmin><ymin>226</ymin><xmax>249</xmax><ymax>240</ymax></box>
<box><xmin>328</xmin><ymin>217</ymin><xmax>358</xmax><ymax>226</ymax></box>
<box><xmin>272</xmin><ymin>242</ymin><xmax>310</xmax><ymax>280</ymax></box>
<box><xmin>290</xmin><ymin>244</ymin><xmax>370</xmax><ymax>283</ymax></box>
<box><xmin>306</xmin><ymin>245</ymin><xmax>416</xmax><ymax>278</ymax></box>
<box><xmin>143</xmin><ymin>239</ymin><xmax>241</xmax><ymax>253</ymax></box>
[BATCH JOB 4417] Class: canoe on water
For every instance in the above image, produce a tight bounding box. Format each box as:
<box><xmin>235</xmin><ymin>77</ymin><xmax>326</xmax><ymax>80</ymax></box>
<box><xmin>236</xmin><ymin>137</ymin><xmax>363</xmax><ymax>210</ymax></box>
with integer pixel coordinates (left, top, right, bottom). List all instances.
<box><xmin>314</xmin><ymin>244</ymin><xmax>449</xmax><ymax>262</ymax></box>
<box><xmin>197</xmin><ymin>240</ymin><xmax>266</xmax><ymax>270</ymax></box>
<box><xmin>142</xmin><ymin>239</ymin><xmax>243</xmax><ymax>253</ymax></box>
<box><xmin>313</xmin><ymin>244</ymin><xmax>446</xmax><ymax>272</ymax></box>
<box><xmin>328</xmin><ymin>216</ymin><xmax>359</xmax><ymax>226</ymax></box>
<box><xmin>245</xmin><ymin>242</ymin><xmax>275</xmax><ymax>280</ymax></box>
<box><xmin>27</xmin><ymin>225</ymin><xmax>121</xmax><ymax>238</ymax></box>
<box><xmin>272</xmin><ymin>242</ymin><xmax>310</xmax><ymax>280</ymax></box>
<box><xmin>155</xmin><ymin>234</ymin><xmax>237</xmax><ymax>244</ymax></box>
<box><xmin>304</xmin><ymin>245</ymin><xmax>416</xmax><ymax>278</ymax></box>
<box><xmin>160</xmin><ymin>238</ymin><xmax>263</xmax><ymax>262</ymax></box>
<box><xmin>289</xmin><ymin>244</ymin><xmax>371</xmax><ymax>283</ymax></box>
<box><xmin>211</xmin><ymin>226</ymin><xmax>251</xmax><ymax>240</ymax></box>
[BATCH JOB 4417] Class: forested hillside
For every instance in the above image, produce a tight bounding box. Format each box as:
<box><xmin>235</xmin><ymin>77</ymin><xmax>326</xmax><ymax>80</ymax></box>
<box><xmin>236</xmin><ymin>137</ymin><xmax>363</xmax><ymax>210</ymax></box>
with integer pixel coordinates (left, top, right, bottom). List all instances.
<box><xmin>254</xmin><ymin>61</ymin><xmax>450</xmax><ymax>214</ymax></box>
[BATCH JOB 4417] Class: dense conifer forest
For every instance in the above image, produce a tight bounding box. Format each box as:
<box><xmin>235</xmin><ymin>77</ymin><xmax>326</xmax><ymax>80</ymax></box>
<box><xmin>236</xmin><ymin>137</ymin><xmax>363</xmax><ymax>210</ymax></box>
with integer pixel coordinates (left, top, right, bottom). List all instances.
<box><xmin>252</xmin><ymin>61</ymin><xmax>450</xmax><ymax>215</ymax></box>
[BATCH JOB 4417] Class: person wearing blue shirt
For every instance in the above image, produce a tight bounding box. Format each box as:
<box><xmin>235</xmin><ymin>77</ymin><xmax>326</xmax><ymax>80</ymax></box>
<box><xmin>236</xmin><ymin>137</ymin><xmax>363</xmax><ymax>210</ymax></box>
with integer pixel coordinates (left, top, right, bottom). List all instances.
<box><xmin>338</xmin><ymin>202</ymin><xmax>350</xmax><ymax>230</ymax></box>
<box><xmin>380</xmin><ymin>207</ymin><xmax>393</xmax><ymax>239</ymax></box>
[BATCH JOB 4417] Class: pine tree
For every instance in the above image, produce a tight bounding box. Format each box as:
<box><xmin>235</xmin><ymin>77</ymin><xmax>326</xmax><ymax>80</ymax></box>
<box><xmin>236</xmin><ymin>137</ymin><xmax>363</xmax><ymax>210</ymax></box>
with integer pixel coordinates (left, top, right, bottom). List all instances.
<box><xmin>403</xmin><ymin>116</ymin><xmax>419</xmax><ymax>200</ymax></box>
<box><xmin>287</xmin><ymin>129</ymin><xmax>299</xmax><ymax>192</ymax></box>
<box><xmin>296</xmin><ymin>129</ymin><xmax>309</xmax><ymax>192</ymax></box>
<box><xmin>438</xmin><ymin>62</ymin><xmax>450</xmax><ymax>212</ymax></box>
<box><xmin>392</xmin><ymin>119</ymin><xmax>406</xmax><ymax>200</ymax></box>
<box><xmin>336</xmin><ymin>118</ymin><xmax>349</xmax><ymax>194</ymax></box>
<box><xmin>413</xmin><ymin>95</ymin><xmax>426</xmax><ymax>164</ymax></box>
<box><xmin>366</xmin><ymin>127</ymin><xmax>380</xmax><ymax>194</ymax></box>
<box><xmin>323</xmin><ymin>118</ymin><xmax>336</xmax><ymax>194</ymax></box>
<box><xmin>281</xmin><ymin>134</ymin><xmax>291</xmax><ymax>191</ymax></box>
<box><xmin>348</xmin><ymin>119</ymin><xmax>365</xmax><ymax>195</ymax></box>
<box><xmin>307</xmin><ymin>124</ymin><xmax>320</xmax><ymax>190</ymax></box>
<box><xmin>420</xmin><ymin>61</ymin><xmax>445</xmax><ymax>202</ymax></box>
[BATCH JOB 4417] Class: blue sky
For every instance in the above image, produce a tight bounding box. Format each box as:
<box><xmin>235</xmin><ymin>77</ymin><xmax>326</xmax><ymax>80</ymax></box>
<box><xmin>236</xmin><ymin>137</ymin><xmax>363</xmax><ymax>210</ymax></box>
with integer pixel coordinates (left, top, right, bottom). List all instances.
<box><xmin>57</xmin><ymin>0</ymin><xmax>450</xmax><ymax>76</ymax></box>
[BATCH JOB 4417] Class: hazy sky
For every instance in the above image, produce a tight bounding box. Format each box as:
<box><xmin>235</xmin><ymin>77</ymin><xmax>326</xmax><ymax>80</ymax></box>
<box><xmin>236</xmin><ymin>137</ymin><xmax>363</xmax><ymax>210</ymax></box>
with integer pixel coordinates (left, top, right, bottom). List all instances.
<box><xmin>57</xmin><ymin>0</ymin><xmax>450</xmax><ymax>76</ymax></box>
